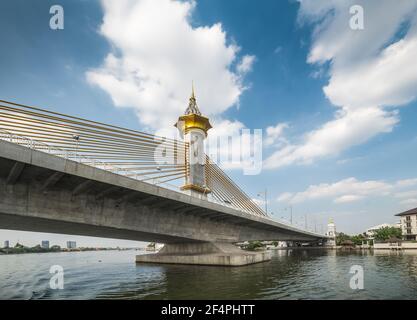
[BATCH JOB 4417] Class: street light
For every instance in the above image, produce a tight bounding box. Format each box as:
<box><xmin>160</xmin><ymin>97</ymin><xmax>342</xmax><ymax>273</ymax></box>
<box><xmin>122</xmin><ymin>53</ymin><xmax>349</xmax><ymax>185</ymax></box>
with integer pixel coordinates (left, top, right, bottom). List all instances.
<box><xmin>72</xmin><ymin>134</ymin><xmax>80</xmax><ymax>161</ymax></box>
<box><xmin>284</xmin><ymin>206</ymin><xmax>293</xmax><ymax>224</ymax></box>
<box><xmin>257</xmin><ymin>189</ymin><xmax>268</xmax><ymax>215</ymax></box>
<box><xmin>304</xmin><ymin>213</ymin><xmax>308</xmax><ymax>230</ymax></box>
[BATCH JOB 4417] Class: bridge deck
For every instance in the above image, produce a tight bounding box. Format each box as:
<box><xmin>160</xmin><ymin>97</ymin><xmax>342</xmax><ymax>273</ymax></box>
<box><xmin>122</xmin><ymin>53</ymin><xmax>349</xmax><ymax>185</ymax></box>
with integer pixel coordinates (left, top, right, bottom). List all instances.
<box><xmin>0</xmin><ymin>139</ymin><xmax>326</xmax><ymax>243</ymax></box>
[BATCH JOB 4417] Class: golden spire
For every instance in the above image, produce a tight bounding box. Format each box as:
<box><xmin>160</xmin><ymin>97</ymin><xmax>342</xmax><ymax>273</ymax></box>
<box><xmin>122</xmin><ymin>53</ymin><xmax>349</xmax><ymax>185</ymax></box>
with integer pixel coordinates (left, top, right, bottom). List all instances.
<box><xmin>185</xmin><ymin>82</ymin><xmax>201</xmax><ymax>115</ymax></box>
<box><xmin>175</xmin><ymin>82</ymin><xmax>212</xmax><ymax>136</ymax></box>
<box><xmin>191</xmin><ymin>80</ymin><xmax>195</xmax><ymax>99</ymax></box>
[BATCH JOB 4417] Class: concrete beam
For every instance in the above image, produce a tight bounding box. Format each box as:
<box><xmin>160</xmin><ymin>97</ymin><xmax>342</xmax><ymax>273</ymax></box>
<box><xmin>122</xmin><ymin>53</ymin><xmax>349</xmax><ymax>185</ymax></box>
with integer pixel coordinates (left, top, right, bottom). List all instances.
<box><xmin>182</xmin><ymin>208</ymin><xmax>202</xmax><ymax>215</ymax></box>
<box><xmin>173</xmin><ymin>204</ymin><xmax>191</xmax><ymax>213</ymax></box>
<box><xmin>40</xmin><ymin>171</ymin><xmax>65</xmax><ymax>193</ymax></box>
<box><xmin>95</xmin><ymin>186</ymin><xmax>119</xmax><ymax>200</ymax></box>
<box><xmin>140</xmin><ymin>196</ymin><xmax>159</xmax><ymax>205</ymax></box>
<box><xmin>72</xmin><ymin>180</ymin><xmax>94</xmax><ymax>197</ymax></box>
<box><xmin>0</xmin><ymin>212</ymin><xmax>196</xmax><ymax>244</ymax></box>
<box><xmin>6</xmin><ymin>162</ymin><xmax>25</xmax><ymax>185</ymax></box>
<box><xmin>116</xmin><ymin>191</ymin><xmax>141</xmax><ymax>205</ymax></box>
<box><xmin>198</xmin><ymin>210</ymin><xmax>217</xmax><ymax>218</ymax></box>
<box><xmin>149</xmin><ymin>200</ymin><xmax>173</xmax><ymax>210</ymax></box>
<box><xmin>208</xmin><ymin>213</ymin><xmax>228</xmax><ymax>220</ymax></box>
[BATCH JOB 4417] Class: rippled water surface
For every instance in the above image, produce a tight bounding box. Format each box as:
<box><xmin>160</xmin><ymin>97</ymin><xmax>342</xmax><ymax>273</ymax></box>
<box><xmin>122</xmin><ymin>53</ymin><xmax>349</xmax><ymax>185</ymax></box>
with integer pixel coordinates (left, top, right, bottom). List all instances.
<box><xmin>1</xmin><ymin>249</ymin><xmax>417</xmax><ymax>299</ymax></box>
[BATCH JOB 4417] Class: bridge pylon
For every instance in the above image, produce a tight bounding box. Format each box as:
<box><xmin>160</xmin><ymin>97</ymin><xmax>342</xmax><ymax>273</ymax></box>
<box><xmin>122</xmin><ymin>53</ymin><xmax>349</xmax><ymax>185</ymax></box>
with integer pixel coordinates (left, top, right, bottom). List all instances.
<box><xmin>175</xmin><ymin>85</ymin><xmax>212</xmax><ymax>199</ymax></box>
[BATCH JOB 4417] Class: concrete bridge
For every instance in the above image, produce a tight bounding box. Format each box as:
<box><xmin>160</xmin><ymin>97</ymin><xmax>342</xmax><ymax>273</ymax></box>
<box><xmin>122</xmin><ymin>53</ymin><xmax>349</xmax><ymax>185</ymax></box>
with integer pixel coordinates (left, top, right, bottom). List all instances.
<box><xmin>0</xmin><ymin>98</ymin><xmax>327</xmax><ymax>266</ymax></box>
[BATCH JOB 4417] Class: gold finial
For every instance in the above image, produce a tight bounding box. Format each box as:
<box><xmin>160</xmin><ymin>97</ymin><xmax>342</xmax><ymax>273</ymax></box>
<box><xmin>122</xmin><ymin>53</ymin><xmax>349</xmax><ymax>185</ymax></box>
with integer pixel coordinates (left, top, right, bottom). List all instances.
<box><xmin>185</xmin><ymin>81</ymin><xmax>201</xmax><ymax>115</ymax></box>
<box><xmin>175</xmin><ymin>81</ymin><xmax>212</xmax><ymax>136</ymax></box>
<box><xmin>191</xmin><ymin>80</ymin><xmax>195</xmax><ymax>99</ymax></box>
<box><xmin>329</xmin><ymin>217</ymin><xmax>334</xmax><ymax>224</ymax></box>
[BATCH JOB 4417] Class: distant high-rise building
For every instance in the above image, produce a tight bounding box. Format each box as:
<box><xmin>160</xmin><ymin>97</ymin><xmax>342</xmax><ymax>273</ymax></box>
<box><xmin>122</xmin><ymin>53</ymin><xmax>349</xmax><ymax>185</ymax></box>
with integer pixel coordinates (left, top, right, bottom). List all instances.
<box><xmin>4</xmin><ymin>240</ymin><xmax>10</xmax><ymax>248</ymax></box>
<box><xmin>66</xmin><ymin>241</ymin><xmax>76</xmax><ymax>249</ymax></box>
<box><xmin>41</xmin><ymin>241</ymin><xmax>50</xmax><ymax>249</ymax></box>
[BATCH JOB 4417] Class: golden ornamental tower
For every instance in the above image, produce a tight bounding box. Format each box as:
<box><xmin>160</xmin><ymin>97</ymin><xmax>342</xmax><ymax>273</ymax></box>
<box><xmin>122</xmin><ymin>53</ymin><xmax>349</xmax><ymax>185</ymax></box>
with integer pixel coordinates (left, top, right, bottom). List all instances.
<box><xmin>175</xmin><ymin>85</ymin><xmax>212</xmax><ymax>197</ymax></box>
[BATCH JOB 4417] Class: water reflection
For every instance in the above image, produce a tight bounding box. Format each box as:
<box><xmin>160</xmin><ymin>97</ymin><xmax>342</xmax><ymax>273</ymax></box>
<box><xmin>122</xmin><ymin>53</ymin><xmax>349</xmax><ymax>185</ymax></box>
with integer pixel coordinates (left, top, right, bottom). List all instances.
<box><xmin>1</xmin><ymin>249</ymin><xmax>417</xmax><ymax>299</ymax></box>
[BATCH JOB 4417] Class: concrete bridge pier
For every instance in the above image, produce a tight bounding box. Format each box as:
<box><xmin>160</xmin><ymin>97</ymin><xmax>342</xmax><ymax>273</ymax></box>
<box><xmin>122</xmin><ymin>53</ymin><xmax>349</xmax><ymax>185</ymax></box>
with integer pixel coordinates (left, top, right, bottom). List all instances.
<box><xmin>136</xmin><ymin>242</ymin><xmax>272</xmax><ymax>267</ymax></box>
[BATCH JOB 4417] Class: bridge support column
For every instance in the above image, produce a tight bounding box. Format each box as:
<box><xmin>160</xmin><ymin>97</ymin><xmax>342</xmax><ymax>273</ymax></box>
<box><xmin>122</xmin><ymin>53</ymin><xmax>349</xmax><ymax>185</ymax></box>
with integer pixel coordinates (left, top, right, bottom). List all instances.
<box><xmin>136</xmin><ymin>242</ymin><xmax>271</xmax><ymax>267</ymax></box>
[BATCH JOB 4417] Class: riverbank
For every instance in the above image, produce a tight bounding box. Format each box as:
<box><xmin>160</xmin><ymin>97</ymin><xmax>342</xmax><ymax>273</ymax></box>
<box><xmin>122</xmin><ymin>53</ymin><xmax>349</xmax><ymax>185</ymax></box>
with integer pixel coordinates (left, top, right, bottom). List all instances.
<box><xmin>0</xmin><ymin>246</ymin><xmax>139</xmax><ymax>255</ymax></box>
<box><xmin>268</xmin><ymin>243</ymin><xmax>417</xmax><ymax>251</ymax></box>
<box><xmin>267</xmin><ymin>246</ymin><xmax>336</xmax><ymax>250</ymax></box>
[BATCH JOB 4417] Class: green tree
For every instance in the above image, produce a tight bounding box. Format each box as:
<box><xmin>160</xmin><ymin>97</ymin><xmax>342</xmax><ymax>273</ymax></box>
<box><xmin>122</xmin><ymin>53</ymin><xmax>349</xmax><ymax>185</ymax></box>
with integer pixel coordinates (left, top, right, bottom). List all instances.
<box><xmin>374</xmin><ymin>227</ymin><xmax>402</xmax><ymax>241</ymax></box>
<box><xmin>245</xmin><ymin>241</ymin><xmax>264</xmax><ymax>251</ymax></box>
<box><xmin>336</xmin><ymin>232</ymin><xmax>351</xmax><ymax>246</ymax></box>
<box><xmin>351</xmin><ymin>234</ymin><xmax>365</xmax><ymax>246</ymax></box>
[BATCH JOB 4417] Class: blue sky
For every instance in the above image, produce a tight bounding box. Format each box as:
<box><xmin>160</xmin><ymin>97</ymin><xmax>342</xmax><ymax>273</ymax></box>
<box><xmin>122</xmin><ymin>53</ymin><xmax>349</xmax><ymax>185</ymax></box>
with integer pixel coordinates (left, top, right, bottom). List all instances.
<box><xmin>1</xmin><ymin>0</ymin><xmax>417</xmax><ymax>246</ymax></box>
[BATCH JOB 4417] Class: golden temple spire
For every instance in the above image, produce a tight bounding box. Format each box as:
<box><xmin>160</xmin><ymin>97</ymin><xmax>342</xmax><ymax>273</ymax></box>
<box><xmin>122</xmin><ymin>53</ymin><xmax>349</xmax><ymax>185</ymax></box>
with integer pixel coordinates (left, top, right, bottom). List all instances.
<box><xmin>175</xmin><ymin>82</ymin><xmax>212</xmax><ymax>137</ymax></box>
<box><xmin>191</xmin><ymin>80</ymin><xmax>195</xmax><ymax>99</ymax></box>
<box><xmin>185</xmin><ymin>82</ymin><xmax>201</xmax><ymax>115</ymax></box>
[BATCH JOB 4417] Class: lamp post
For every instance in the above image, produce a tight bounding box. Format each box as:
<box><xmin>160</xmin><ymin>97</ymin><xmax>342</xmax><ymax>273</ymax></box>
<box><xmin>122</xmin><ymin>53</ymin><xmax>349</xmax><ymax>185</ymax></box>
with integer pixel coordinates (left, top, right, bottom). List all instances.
<box><xmin>305</xmin><ymin>213</ymin><xmax>308</xmax><ymax>230</ymax></box>
<box><xmin>257</xmin><ymin>189</ymin><xmax>268</xmax><ymax>215</ymax></box>
<box><xmin>284</xmin><ymin>206</ymin><xmax>293</xmax><ymax>224</ymax></box>
<box><xmin>72</xmin><ymin>134</ymin><xmax>80</xmax><ymax>161</ymax></box>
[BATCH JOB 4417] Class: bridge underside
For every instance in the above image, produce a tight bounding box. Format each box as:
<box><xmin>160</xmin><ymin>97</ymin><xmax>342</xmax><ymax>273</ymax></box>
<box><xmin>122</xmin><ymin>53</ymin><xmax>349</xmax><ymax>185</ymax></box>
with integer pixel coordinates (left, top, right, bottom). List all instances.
<box><xmin>0</xmin><ymin>140</ymin><xmax>325</xmax><ymax>265</ymax></box>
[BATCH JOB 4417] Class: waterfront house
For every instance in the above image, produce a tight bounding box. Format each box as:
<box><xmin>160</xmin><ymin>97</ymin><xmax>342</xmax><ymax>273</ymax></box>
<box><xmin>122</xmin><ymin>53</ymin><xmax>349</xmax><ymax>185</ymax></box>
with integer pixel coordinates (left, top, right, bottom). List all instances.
<box><xmin>395</xmin><ymin>207</ymin><xmax>417</xmax><ymax>241</ymax></box>
<box><xmin>365</xmin><ymin>223</ymin><xmax>397</xmax><ymax>239</ymax></box>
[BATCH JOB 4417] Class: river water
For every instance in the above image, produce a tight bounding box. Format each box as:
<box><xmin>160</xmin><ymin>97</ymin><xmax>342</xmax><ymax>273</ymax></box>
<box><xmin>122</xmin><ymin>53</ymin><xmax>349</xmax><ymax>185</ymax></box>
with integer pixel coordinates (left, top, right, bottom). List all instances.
<box><xmin>0</xmin><ymin>249</ymin><xmax>417</xmax><ymax>299</ymax></box>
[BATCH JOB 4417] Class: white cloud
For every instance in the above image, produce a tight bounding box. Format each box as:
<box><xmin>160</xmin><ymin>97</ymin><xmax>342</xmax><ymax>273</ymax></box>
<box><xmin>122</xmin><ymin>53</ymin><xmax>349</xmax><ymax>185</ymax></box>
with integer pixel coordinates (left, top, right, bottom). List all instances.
<box><xmin>324</xmin><ymin>36</ymin><xmax>417</xmax><ymax>109</ymax></box>
<box><xmin>236</xmin><ymin>55</ymin><xmax>256</xmax><ymax>75</ymax></box>
<box><xmin>205</xmin><ymin>118</ymin><xmax>262</xmax><ymax>173</ymax></box>
<box><xmin>206</xmin><ymin>118</ymin><xmax>246</xmax><ymax>166</ymax></box>
<box><xmin>334</xmin><ymin>195</ymin><xmax>364</xmax><ymax>204</ymax></box>
<box><xmin>265</xmin><ymin>1</ymin><xmax>417</xmax><ymax>169</ymax></box>
<box><xmin>400</xmin><ymin>198</ymin><xmax>417</xmax><ymax>206</ymax></box>
<box><xmin>264</xmin><ymin>123</ymin><xmax>288</xmax><ymax>147</ymax></box>
<box><xmin>276</xmin><ymin>177</ymin><xmax>417</xmax><ymax>204</ymax></box>
<box><xmin>274</xmin><ymin>46</ymin><xmax>282</xmax><ymax>54</ymax></box>
<box><xmin>278</xmin><ymin>176</ymin><xmax>417</xmax><ymax>206</ymax></box>
<box><xmin>395</xmin><ymin>190</ymin><xmax>417</xmax><ymax>199</ymax></box>
<box><xmin>395</xmin><ymin>178</ymin><xmax>417</xmax><ymax>188</ymax></box>
<box><xmin>87</xmin><ymin>0</ymin><xmax>253</xmax><ymax>130</ymax></box>
<box><xmin>277</xmin><ymin>192</ymin><xmax>293</xmax><ymax>203</ymax></box>
<box><xmin>265</xmin><ymin>107</ymin><xmax>398</xmax><ymax>168</ymax></box>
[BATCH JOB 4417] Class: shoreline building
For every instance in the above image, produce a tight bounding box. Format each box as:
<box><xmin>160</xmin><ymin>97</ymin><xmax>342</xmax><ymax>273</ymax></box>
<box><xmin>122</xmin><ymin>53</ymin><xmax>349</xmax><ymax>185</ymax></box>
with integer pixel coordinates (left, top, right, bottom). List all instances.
<box><xmin>4</xmin><ymin>240</ymin><xmax>10</xmax><ymax>248</ymax></box>
<box><xmin>396</xmin><ymin>207</ymin><xmax>417</xmax><ymax>241</ymax></box>
<box><xmin>326</xmin><ymin>218</ymin><xmax>336</xmax><ymax>246</ymax></box>
<box><xmin>365</xmin><ymin>223</ymin><xmax>399</xmax><ymax>239</ymax></box>
<box><xmin>41</xmin><ymin>240</ymin><xmax>50</xmax><ymax>249</ymax></box>
<box><xmin>66</xmin><ymin>241</ymin><xmax>77</xmax><ymax>249</ymax></box>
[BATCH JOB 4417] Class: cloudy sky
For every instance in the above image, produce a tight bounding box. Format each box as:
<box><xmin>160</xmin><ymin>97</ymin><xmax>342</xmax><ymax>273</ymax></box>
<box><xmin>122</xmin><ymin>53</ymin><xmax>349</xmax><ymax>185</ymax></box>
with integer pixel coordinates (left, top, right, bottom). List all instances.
<box><xmin>1</xmin><ymin>0</ymin><xmax>417</xmax><ymax>246</ymax></box>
